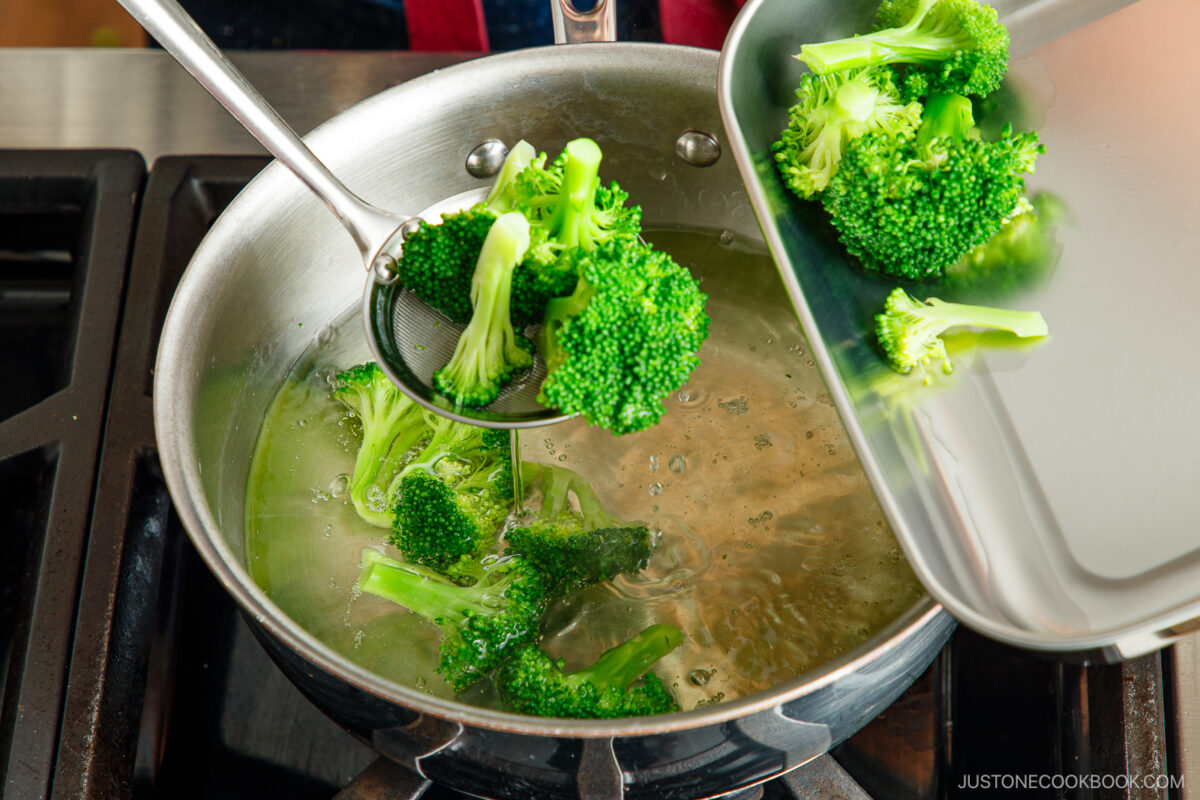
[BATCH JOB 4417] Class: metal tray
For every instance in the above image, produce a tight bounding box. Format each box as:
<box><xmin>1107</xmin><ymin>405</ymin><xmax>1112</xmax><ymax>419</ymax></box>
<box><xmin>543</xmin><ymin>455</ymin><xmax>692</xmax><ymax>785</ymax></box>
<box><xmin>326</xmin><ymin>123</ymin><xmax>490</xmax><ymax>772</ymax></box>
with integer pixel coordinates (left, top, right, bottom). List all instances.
<box><xmin>718</xmin><ymin>0</ymin><xmax>1200</xmax><ymax>658</ymax></box>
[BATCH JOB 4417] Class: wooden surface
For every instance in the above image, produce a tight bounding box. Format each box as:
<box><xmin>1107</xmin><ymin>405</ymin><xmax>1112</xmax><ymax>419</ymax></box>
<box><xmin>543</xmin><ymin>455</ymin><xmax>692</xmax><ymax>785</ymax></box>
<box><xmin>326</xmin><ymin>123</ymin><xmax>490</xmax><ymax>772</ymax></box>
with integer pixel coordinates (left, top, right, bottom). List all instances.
<box><xmin>0</xmin><ymin>0</ymin><xmax>146</xmax><ymax>47</ymax></box>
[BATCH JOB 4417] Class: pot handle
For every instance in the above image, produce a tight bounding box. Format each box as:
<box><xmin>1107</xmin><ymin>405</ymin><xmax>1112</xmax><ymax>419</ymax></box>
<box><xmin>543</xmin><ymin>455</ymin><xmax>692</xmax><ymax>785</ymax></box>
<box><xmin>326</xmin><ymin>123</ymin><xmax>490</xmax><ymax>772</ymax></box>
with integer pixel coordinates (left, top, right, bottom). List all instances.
<box><xmin>552</xmin><ymin>0</ymin><xmax>618</xmax><ymax>44</ymax></box>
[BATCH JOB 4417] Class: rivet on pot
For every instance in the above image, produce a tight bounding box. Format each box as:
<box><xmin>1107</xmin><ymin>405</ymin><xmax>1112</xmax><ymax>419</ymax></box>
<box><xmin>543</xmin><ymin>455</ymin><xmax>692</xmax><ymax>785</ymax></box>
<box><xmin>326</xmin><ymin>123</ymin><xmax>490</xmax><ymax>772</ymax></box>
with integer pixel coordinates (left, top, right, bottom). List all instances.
<box><xmin>465</xmin><ymin>140</ymin><xmax>510</xmax><ymax>178</ymax></box>
<box><xmin>676</xmin><ymin>130</ymin><xmax>721</xmax><ymax>167</ymax></box>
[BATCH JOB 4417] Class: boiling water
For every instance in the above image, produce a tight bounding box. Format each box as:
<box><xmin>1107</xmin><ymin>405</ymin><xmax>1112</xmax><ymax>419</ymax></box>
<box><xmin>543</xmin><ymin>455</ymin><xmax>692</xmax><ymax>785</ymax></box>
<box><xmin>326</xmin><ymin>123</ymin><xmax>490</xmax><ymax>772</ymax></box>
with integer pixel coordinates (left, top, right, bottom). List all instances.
<box><xmin>244</xmin><ymin>229</ymin><xmax>924</xmax><ymax>710</ymax></box>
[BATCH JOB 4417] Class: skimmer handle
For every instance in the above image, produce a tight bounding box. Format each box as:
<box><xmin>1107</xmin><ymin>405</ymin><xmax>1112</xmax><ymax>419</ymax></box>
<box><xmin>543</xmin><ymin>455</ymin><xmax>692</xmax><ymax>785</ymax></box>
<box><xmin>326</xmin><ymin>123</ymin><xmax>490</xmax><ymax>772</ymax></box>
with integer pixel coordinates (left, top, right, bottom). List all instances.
<box><xmin>117</xmin><ymin>0</ymin><xmax>403</xmax><ymax>269</ymax></box>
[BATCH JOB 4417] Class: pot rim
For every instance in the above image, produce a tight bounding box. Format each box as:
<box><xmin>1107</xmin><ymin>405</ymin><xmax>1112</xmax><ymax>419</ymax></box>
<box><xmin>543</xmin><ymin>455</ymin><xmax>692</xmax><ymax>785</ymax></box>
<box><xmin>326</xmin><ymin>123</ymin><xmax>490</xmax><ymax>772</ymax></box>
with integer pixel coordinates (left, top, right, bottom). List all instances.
<box><xmin>154</xmin><ymin>41</ymin><xmax>948</xmax><ymax>739</ymax></box>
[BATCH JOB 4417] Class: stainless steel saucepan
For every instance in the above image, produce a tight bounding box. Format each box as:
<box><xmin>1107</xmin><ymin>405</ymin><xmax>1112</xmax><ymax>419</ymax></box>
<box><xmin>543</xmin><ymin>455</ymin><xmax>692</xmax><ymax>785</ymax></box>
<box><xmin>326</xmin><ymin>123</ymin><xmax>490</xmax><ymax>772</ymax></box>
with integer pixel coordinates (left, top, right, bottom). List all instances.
<box><xmin>150</xmin><ymin>5</ymin><xmax>953</xmax><ymax>798</ymax></box>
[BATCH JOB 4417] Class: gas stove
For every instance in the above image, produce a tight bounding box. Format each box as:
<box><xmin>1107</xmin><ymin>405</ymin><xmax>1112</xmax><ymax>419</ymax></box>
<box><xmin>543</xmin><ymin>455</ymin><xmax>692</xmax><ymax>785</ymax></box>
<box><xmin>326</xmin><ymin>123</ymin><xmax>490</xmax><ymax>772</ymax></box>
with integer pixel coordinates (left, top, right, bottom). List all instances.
<box><xmin>0</xmin><ymin>147</ymin><xmax>1187</xmax><ymax>799</ymax></box>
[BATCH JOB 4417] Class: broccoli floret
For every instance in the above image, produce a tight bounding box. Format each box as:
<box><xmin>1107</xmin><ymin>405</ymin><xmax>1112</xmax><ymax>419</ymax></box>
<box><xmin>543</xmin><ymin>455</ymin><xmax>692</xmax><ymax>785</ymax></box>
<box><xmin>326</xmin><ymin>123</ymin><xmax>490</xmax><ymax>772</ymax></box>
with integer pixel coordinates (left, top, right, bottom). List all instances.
<box><xmin>875</xmin><ymin>287</ymin><xmax>1048</xmax><ymax>378</ymax></box>
<box><xmin>505</xmin><ymin>462</ymin><xmax>651</xmax><ymax>598</ymax></box>
<box><xmin>396</xmin><ymin>141</ymin><xmax>539</xmax><ymax>324</ymax></box>
<box><xmin>494</xmin><ymin>624</ymin><xmax>683</xmax><ymax>719</ymax></box>
<box><xmin>937</xmin><ymin>192</ymin><xmax>1065</xmax><ymax>302</ymax></box>
<box><xmin>772</xmin><ymin>66</ymin><xmax>922</xmax><ymax>199</ymax></box>
<box><xmin>389</xmin><ymin>417</ymin><xmax>514</xmax><ymax>570</ymax></box>
<box><xmin>822</xmin><ymin>93</ymin><xmax>1042</xmax><ymax>279</ymax></box>
<box><xmin>331</xmin><ymin>362</ymin><xmax>429</xmax><ymax>528</ymax></box>
<box><xmin>357</xmin><ymin>549</ymin><xmax>547</xmax><ymax>692</ymax></box>
<box><xmin>536</xmin><ymin>240</ymin><xmax>709</xmax><ymax>435</ymax></box>
<box><xmin>509</xmin><ymin>138</ymin><xmax>643</xmax><ymax>325</ymax></box>
<box><xmin>433</xmin><ymin>212</ymin><xmax>535</xmax><ymax>407</ymax></box>
<box><xmin>797</xmin><ymin>0</ymin><xmax>1010</xmax><ymax>98</ymax></box>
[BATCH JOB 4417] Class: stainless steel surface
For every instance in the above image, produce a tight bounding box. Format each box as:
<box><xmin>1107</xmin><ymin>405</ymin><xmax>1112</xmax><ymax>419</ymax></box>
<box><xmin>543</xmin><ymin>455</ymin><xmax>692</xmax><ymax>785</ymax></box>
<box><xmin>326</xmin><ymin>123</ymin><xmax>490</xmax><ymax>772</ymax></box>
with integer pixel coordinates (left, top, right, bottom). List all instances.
<box><xmin>1172</xmin><ymin>634</ymin><xmax>1200</xmax><ymax>800</ymax></box>
<box><xmin>0</xmin><ymin>49</ymin><xmax>472</xmax><ymax>162</ymax></box>
<box><xmin>151</xmin><ymin>40</ymin><xmax>953</xmax><ymax>799</ymax></box>
<box><xmin>720</xmin><ymin>0</ymin><xmax>1200</xmax><ymax>655</ymax></box>
<box><xmin>552</xmin><ymin>0</ymin><xmax>617</xmax><ymax>43</ymax></box>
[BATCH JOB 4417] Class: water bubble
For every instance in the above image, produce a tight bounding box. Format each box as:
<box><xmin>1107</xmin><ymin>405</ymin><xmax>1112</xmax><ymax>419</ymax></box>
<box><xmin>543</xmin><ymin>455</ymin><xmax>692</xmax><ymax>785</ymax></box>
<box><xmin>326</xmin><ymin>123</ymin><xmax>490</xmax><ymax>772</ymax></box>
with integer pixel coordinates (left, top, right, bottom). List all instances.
<box><xmin>557</xmin><ymin>454</ymin><xmax>567</xmax><ymax>462</ymax></box>
<box><xmin>648</xmin><ymin>482</ymin><xmax>663</xmax><ymax>496</ymax></box>
<box><xmin>329</xmin><ymin>473</ymin><xmax>350</xmax><ymax>497</ymax></box>
<box><xmin>675</xmin><ymin>385</ymin><xmax>708</xmax><ymax>407</ymax></box>
<box><xmin>669</xmin><ymin>456</ymin><xmax>687</xmax><ymax>474</ymax></box>
<box><xmin>754</xmin><ymin>434</ymin><xmax>773</xmax><ymax>450</ymax></box>
<box><xmin>718</xmin><ymin>230</ymin><xmax>734</xmax><ymax>245</ymax></box>
<box><xmin>353</xmin><ymin>630</ymin><xmax>365</xmax><ymax>649</ymax></box>
<box><xmin>322</xmin><ymin>524</ymin><xmax>333</xmax><ymax>539</ymax></box>
<box><xmin>649</xmin><ymin>455</ymin><xmax>660</xmax><ymax>473</ymax></box>
<box><xmin>689</xmin><ymin>668</ymin><xmax>713</xmax><ymax>686</ymax></box>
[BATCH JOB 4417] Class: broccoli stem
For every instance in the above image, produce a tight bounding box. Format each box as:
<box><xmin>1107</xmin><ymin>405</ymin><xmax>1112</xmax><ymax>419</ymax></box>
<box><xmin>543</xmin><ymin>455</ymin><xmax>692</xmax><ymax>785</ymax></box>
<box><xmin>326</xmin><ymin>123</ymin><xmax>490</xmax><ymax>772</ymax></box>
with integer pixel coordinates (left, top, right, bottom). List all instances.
<box><xmin>434</xmin><ymin>212</ymin><xmax>534</xmax><ymax>406</ymax></box>
<box><xmin>915</xmin><ymin>297</ymin><xmax>1049</xmax><ymax>338</ymax></box>
<box><xmin>797</xmin><ymin>0</ymin><xmax>971</xmax><ymax>74</ymax></box>
<box><xmin>484</xmin><ymin>140</ymin><xmax>539</xmax><ymax>214</ymax></box>
<box><xmin>551</xmin><ymin>138</ymin><xmax>604</xmax><ymax>250</ymax></box>
<box><xmin>573</xmin><ymin>625</ymin><xmax>685</xmax><ymax>689</ymax></box>
<box><xmin>538</xmin><ymin>275</ymin><xmax>595</xmax><ymax>375</ymax></box>
<box><xmin>358</xmin><ymin>549</ymin><xmax>498</xmax><ymax>628</ymax></box>
<box><xmin>917</xmin><ymin>92</ymin><xmax>976</xmax><ymax>145</ymax></box>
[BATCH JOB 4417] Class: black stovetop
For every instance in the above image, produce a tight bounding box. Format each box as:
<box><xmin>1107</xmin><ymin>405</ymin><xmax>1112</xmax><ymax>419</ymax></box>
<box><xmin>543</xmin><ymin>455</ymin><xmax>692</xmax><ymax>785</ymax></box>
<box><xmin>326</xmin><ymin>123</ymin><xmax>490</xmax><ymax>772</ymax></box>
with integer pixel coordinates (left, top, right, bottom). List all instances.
<box><xmin>0</xmin><ymin>150</ymin><xmax>1177</xmax><ymax>800</ymax></box>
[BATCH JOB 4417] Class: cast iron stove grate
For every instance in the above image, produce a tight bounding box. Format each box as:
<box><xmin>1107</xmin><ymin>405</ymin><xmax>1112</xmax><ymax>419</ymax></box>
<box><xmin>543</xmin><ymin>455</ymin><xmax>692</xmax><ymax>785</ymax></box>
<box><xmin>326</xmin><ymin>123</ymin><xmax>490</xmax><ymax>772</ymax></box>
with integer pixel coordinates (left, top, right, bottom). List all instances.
<box><xmin>0</xmin><ymin>152</ymin><xmax>1179</xmax><ymax>800</ymax></box>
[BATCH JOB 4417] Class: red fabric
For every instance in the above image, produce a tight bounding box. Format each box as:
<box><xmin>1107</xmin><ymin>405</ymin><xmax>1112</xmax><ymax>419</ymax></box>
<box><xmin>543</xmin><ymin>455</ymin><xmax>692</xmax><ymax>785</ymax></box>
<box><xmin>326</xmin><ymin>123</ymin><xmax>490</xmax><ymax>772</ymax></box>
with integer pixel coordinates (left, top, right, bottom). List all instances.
<box><xmin>404</xmin><ymin>0</ymin><xmax>490</xmax><ymax>51</ymax></box>
<box><xmin>659</xmin><ymin>0</ymin><xmax>745</xmax><ymax>50</ymax></box>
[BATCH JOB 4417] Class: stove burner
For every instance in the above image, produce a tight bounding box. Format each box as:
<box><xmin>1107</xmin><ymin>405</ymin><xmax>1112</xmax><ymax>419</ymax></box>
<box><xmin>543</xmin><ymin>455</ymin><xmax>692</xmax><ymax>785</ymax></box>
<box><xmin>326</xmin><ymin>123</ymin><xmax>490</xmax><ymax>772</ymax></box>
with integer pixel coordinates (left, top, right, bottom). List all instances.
<box><xmin>0</xmin><ymin>152</ymin><xmax>1179</xmax><ymax>800</ymax></box>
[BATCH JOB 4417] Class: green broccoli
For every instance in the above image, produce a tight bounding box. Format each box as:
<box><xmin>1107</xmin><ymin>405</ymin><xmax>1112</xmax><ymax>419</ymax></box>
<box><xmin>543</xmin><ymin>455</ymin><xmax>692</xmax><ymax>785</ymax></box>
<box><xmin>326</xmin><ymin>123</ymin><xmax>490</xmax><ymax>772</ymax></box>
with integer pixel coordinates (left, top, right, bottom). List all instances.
<box><xmin>772</xmin><ymin>66</ymin><xmax>922</xmax><ymax>199</ymax></box>
<box><xmin>396</xmin><ymin>140</ymin><xmax>539</xmax><ymax>324</ymax></box>
<box><xmin>494</xmin><ymin>624</ymin><xmax>683</xmax><ymax>719</ymax></box>
<box><xmin>357</xmin><ymin>549</ymin><xmax>547</xmax><ymax>692</ymax></box>
<box><xmin>537</xmin><ymin>239</ymin><xmax>710</xmax><ymax>435</ymax></box>
<box><xmin>505</xmin><ymin>462</ymin><xmax>651</xmax><ymax>598</ymax></box>
<box><xmin>389</xmin><ymin>417</ymin><xmax>513</xmax><ymax>571</ymax></box>
<box><xmin>508</xmin><ymin>137</ymin><xmax>643</xmax><ymax>325</ymax></box>
<box><xmin>331</xmin><ymin>362</ymin><xmax>429</xmax><ymax>528</ymax></box>
<box><xmin>822</xmin><ymin>92</ymin><xmax>1042</xmax><ymax>279</ymax></box>
<box><xmin>875</xmin><ymin>286</ymin><xmax>1048</xmax><ymax>378</ymax></box>
<box><xmin>937</xmin><ymin>192</ymin><xmax>1066</xmax><ymax>302</ymax></box>
<box><xmin>797</xmin><ymin>0</ymin><xmax>1010</xmax><ymax>98</ymax></box>
<box><xmin>433</xmin><ymin>211</ymin><xmax>535</xmax><ymax>407</ymax></box>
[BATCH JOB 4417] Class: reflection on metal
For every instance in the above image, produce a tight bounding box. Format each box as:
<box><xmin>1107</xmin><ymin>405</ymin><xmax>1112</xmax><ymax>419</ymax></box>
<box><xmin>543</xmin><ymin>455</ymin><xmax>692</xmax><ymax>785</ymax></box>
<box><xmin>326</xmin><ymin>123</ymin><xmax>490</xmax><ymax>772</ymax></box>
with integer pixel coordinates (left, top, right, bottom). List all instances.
<box><xmin>675</xmin><ymin>130</ymin><xmax>722</xmax><ymax>168</ymax></box>
<box><xmin>372</xmin><ymin>715</ymin><xmax>464</xmax><ymax>775</ymax></box>
<box><xmin>465</xmin><ymin>139</ymin><xmax>510</xmax><ymax>179</ymax></box>
<box><xmin>578</xmin><ymin>738</ymin><xmax>624</xmax><ymax>800</ymax></box>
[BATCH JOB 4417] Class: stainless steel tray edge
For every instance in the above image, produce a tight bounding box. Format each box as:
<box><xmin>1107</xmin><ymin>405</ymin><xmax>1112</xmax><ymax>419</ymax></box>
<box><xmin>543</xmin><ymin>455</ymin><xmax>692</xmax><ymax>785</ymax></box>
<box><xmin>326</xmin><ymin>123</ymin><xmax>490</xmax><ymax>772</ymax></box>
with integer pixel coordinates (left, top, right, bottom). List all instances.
<box><xmin>717</xmin><ymin>0</ymin><xmax>1200</xmax><ymax>659</ymax></box>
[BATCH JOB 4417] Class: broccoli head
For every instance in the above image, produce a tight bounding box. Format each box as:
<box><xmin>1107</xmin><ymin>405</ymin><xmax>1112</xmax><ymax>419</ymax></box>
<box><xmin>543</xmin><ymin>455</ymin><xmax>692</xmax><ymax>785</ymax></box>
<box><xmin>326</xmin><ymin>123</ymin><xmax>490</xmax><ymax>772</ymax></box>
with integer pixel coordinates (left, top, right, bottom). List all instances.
<box><xmin>537</xmin><ymin>239</ymin><xmax>709</xmax><ymax>435</ymax></box>
<box><xmin>509</xmin><ymin>138</ymin><xmax>643</xmax><ymax>325</ymax></box>
<box><xmin>395</xmin><ymin>141</ymin><xmax>539</xmax><ymax>324</ymax></box>
<box><xmin>505</xmin><ymin>461</ymin><xmax>651</xmax><ymax>598</ymax></box>
<box><xmin>358</xmin><ymin>549</ymin><xmax>548</xmax><ymax>692</ymax></box>
<box><xmin>494</xmin><ymin>624</ymin><xmax>683</xmax><ymax>719</ymax></box>
<box><xmin>331</xmin><ymin>362</ymin><xmax>429</xmax><ymax>529</ymax></box>
<box><xmin>937</xmin><ymin>192</ymin><xmax>1066</xmax><ymax>302</ymax></box>
<box><xmin>822</xmin><ymin>93</ymin><xmax>1042</xmax><ymax>279</ymax></box>
<box><xmin>798</xmin><ymin>0</ymin><xmax>1010</xmax><ymax>98</ymax></box>
<box><xmin>875</xmin><ymin>286</ymin><xmax>1048</xmax><ymax>378</ymax></box>
<box><xmin>389</xmin><ymin>417</ymin><xmax>514</xmax><ymax>571</ymax></box>
<box><xmin>433</xmin><ymin>211</ymin><xmax>535</xmax><ymax>407</ymax></box>
<box><xmin>773</xmin><ymin>66</ymin><xmax>922</xmax><ymax>199</ymax></box>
